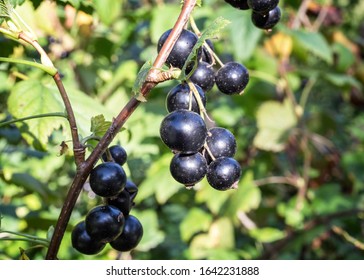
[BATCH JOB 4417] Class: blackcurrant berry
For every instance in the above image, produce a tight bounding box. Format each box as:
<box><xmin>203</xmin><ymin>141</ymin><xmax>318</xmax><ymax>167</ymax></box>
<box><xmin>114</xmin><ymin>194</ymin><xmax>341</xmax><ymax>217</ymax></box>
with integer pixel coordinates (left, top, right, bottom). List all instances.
<box><xmin>247</xmin><ymin>0</ymin><xmax>279</xmax><ymax>13</ymax></box>
<box><xmin>251</xmin><ymin>6</ymin><xmax>281</xmax><ymax>30</ymax></box>
<box><xmin>106</xmin><ymin>190</ymin><xmax>132</xmax><ymax>216</ymax></box>
<box><xmin>102</xmin><ymin>145</ymin><xmax>127</xmax><ymax>166</ymax></box>
<box><xmin>85</xmin><ymin>205</ymin><xmax>125</xmax><ymax>243</ymax></box>
<box><xmin>207</xmin><ymin>157</ymin><xmax>242</xmax><ymax>191</ymax></box>
<box><xmin>157</xmin><ymin>29</ymin><xmax>200</xmax><ymax>69</ymax></box>
<box><xmin>215</xmin><ymin>62</ymin><xmax>249</xmax><ymax>95</ymax></box>
<box><xmin>125</xmin><ymin>179</ymin><xmax>138</xmax><ymax>204</ymax></box>
<box><xmin>170</xmin><ymin>152</ymin><xmax>207</xmax><ymax>186</ymax></box>
<box><xmin>224</xmin><ymin>0</ymin><xmax>250</xmax><ymax>10</ymax></box>
<box><xmin>205</xmin><ymin>127</ymin><xmax>237</xmax><ymax>162</ymax></box>
<box><xmin>89</xmin><ymin>162</ymin><xmax>127</xmax><ymax>198</ymax></box>
<box><xmin>110</xmin><ymin>215</ymin><xmax>143</xmax><ymax>252</ymax></box>
<box><xmin>71</xmin><ymin>221</ymin><xmax>106</xmax><ymax>255</ymax></box>
<box><xmin>166</xmin><ymin>83</ymin><xmax>206</xmax><ymax>114</ymax></box>
<box><xmin>187</xmin><ymin>61</ymin><xmax>215</xmax><ymax>92</ymax></box>
<box><xmin>160</xmin><ymin>109</ymin><xmax>208</xmax><ymax>153</ymax></box>
<box><xmin>201</xmin><ymin>39</ymin><xmax>214</xmax><ymax>65</ymax></box>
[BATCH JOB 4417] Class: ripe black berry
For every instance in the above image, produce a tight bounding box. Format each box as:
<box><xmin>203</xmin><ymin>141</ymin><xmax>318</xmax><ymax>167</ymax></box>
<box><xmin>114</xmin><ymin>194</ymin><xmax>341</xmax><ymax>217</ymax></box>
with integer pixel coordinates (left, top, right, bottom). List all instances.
<box><xmin>251</xmin><ymin>6</ymin><xmax>281</xmax><ymax>30</ymax></box>
<box><xmin>102</xmin><ymin>145</ymin><xmax>127</xmax><ymax>166</ymax></box>
<box><xmin>85</xmin><ymin>205</ymin><xmax>125</xmax><ymax>243</ymax></box>
<box><xmin>106</xmin><ymin>190</ymin><xmax>132</xmax><ymax>216</ymax></box>
<box><xmin>110</xmin><ymin>215</ymin><xmax>143</xmax><ymax>252</ymax></box>
<box><xmin>205</xmin><ymin>127</ymin><xmax>237</xmax><ymax>162</ymax></box>
<box><xmin>170</xmin><ymin>152</ymin><xmax>207</xmax><ymax>186</ymax></box>
<box><xmin>166</xmin><ymin>83</ymin><xmax>206</xmax><ymax>114</ymax></box>
<box><xmin>247</xmin><ymin>0</ymin><xmax>279</xmax><ymax>13</ymax></box>
<box><xmin>201</xmin><ymin>39</ymin><xmax>214</xmax><ymax>65</ymax></box>
<box><xmin>157</xmin><ymin>29</ymin><xmax>199</xmax><ymax>69</ymax></box>
<box><xmin>71</xmin><ymin>221</ymin><xmax>106</xmax><ymax>255</ymax></box>
<box><xmin>207</xmin><ymin>157</ymin><xmax>242</xmax><ymax>191</ymax></box>
<box><xmin>125</xmin><ymin>179</ymin><xmax>138</xmax><ymax>204</ymax></box>
<box><xmin>160</xmin><ymin>109</ymin><xmax>208</xmax><ymax>153</ymax></box>
<box><xmin>89</xmin><ymin>162</ymin><xmax>127</xmax><ymax>198</ymax></box>
<box><xmin>187</xmin><ymin>61</ymin><xmax>215</xmax><ymax>92</ymax></box>
<box><xmin>224</xmin><ymin>0</ymin><xmax>250</xmax><ymax>10</ymax></box>
<box><xmin>215</xmin><ymin>62</ymin><xmax>249</xmax><ymax>95</ymax></box>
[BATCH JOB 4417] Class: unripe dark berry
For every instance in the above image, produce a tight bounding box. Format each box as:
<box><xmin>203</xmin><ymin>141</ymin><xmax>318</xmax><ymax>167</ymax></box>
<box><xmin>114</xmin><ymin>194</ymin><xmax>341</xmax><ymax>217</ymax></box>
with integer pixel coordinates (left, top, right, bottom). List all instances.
<box><xmin>205</xmin><ymin>127</ymin><xmax>237</xmax><ymax>162</ymax></box>
<box><xmin>247</xmin><ymin>0</ymin><xmax>279</xmax><ymax>13</ymax></box>
<box><xmin>251</xmin><ymin>6</ymin><xmax>281</xmax><ymax>30</ymax></box>
<box><xmin>160</xmin><ymin>109</ymin><xmax>208</xmax><ymax>153</ymax></box>
<box><xmin>215</xmin><ymin>62</ymin><xmax>249</xmax><ymax>95</ymax></box>
<box><xmin>207</xmin><ymin>157</ymin><xmax>242</xmax><ymax>191</ymax></box>
<box><xmin>224</xmin><ymin>0</ymin><xmax>250</xmax><ymax>10</ymax></box>
<box><xmin>157</xmin><ymin>29</ymin><xmax>200</xmax><ymax>69</ymax></box>
<box><xmin>170</xmin><ymin>152</ymin><xmax>207</xmax><ymax>186</ymax></box>
<box><xmin>166</xmin><ymin>83</ymin><xmax>206</xmax><ymax>114</ymax></box>
<box><xmin>71</xmin><ymin>221</ymin><xmax>106</xmax><ymax>255</ymax></box>
<box><xmin>110</xmin><ymin>215</ymin><xmax>143</xmax><ymax>252</ymax></box>
<box><xmin>89</xmin><ymin>162</ymin><xmax>127</xmax><ymax>198</ymax></box>
<box><xmin>85</xmin><ymin>205</ymin><xmax>125</xmax><ymax>243</ymax></box>
<box><xmin>102</xmin><ymin>145</ymin><xmax>127</xmax><ymax>166</ymax></box>
<box><xmin>187</xmin><ymin>61</ymin><xmax>215</xmax><ymax>92</ymax></box>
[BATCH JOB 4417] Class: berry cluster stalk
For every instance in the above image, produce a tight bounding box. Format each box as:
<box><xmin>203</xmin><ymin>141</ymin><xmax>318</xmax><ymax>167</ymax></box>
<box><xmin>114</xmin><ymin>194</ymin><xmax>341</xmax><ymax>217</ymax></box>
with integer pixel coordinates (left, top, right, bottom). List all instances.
<box><xmin>45</xmin><ymin>0</ymin><xmax>198</xmax><ymax>260</ymax></box>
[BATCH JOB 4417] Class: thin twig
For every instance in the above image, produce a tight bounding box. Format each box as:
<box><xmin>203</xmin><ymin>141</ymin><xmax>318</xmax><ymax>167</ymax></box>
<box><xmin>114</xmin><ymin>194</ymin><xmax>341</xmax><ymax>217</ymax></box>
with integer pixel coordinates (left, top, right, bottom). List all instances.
<box><xmin>45</xmin><ymin>0</ymin><xmax>198</xmax><ymax>260</ymax></box>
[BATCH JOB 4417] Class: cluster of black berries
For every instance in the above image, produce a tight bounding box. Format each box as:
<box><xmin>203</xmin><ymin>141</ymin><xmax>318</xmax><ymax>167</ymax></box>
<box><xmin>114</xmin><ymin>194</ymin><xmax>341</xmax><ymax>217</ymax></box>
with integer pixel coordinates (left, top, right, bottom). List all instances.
<box><xmin>71</xmin><ymin>145</ymin><xmax>143</xmax><ymax>255</ymax></box>
<box><xmin>157</xmin><ymin>29</ymin><xmax>245</xmax><ymax>191</ymax></box>
<box><xmin>225</xmin><ymin>0</ymin><xmax>282</xmax><ymax>30</ymax></box>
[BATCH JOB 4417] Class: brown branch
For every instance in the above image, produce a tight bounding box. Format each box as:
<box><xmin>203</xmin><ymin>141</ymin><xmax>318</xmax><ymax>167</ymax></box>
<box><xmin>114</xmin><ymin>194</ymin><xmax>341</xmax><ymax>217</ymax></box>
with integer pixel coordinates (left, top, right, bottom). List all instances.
<box><xmin>260</xmin><ymin>208</ymin><xmax>364</xmax><ymax>259</ymax></box>
<box><xmin>45</xmin><ymin>0</ymin><xmax>197</xmax><ymax>260</ymax></box>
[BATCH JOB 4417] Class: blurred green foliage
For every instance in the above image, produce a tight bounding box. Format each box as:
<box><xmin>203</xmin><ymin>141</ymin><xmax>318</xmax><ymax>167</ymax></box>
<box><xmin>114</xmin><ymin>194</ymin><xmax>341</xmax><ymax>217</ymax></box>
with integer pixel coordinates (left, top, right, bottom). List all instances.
<box><xmin>1</xmin><ymin>0</ymin><xmax>364</xmax><ymax>260</ymax></box>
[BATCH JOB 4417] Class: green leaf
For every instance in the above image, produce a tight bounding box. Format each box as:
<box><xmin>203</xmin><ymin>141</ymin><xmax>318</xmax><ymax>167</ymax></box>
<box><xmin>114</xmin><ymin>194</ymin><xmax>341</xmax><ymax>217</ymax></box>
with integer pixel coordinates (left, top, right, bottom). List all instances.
<box><xmin>131</xmin><ymin>209</ymin><xmax>165</xmax><ymax>252</ymax></box>
<box><xmin>93</xmin><ymin>0</ymin><xmax>121</xmax><ymax>26</ymax></box>
<box><xmin>7</xmin><ymin>80</ymin><xmax>66</xmax><ymax>150</ymax></box>
<box><xmin>253</xmin><ymin>98</ymin><xmax>297</xmax><ymax>152</ymax></box>
<box><xmin>249</xmin><ymin>227</ymin><xmax>286</xmax><ymax>243</ymax></box>
<box><xmin>132</xmin><ymin>60</ymin><xmax>153</xmax><ymax>97</ymax></box>
<box><xmin>180</xmin><ymin>16</ymin><xmax>230</xmax><ymax>79</ymax></box>
<box><xmin>220</xmin><ymin>7</ymin><xmax>262</xmax><ymax>61</ymax></box>
<box><xmin>291</xmin><ymin>30</ymin><xmax>333</xmax><ymax>64</ymax></box>
<box><xmin>227</xmin><ymin>171</ymin><xmax>261</xmax><ymax>215</ymax></box>
<box><xmin>180</xmin><ymin>208</ymin><xmax>213</xmax><ymax>242</ymax></box>
<box><xmin>323</xmin><ymin>73</ymin><xmax>362</xmax><ymax>90</ymax></box>
<box><xmin>90</xmin><ymin>114</ymin><xmax>111</xmax><ymax>138</ymax></box>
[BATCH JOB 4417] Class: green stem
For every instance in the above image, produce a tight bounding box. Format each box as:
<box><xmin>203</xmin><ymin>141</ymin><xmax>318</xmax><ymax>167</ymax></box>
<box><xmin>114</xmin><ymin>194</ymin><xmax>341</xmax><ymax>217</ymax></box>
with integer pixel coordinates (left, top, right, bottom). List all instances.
<box><xmin>0</xmin><ymin>230</ymin><xmax>49</xmax><ymax>242</ymax></box>
<box><xmin>0</xmin><ymin>57</ymin><xmax>57</xmax><ymax>76</ymax></box>
<box><xmin>0</xmin><ymin>237</ymin><xmax>49</xmax><ymax>247</ymax></box>
<box><xmin>299</xmin><ymin>75</ymin><xmax>317</xmax><ymax>110</ymax></box>
<box><xmin>0</xmin><ymin>112</ymin><xmax>67</xmax><ymax>128</ymax></box>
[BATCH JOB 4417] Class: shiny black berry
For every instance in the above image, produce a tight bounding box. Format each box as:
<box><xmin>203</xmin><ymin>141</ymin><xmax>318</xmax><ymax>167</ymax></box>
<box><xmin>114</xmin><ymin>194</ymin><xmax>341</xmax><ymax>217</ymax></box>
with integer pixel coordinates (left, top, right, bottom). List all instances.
<box><xmin>110</xmin><ymin>215</ymin><xmax>143</xmax><ymax>252</ymax></box>
<box><xmin>125</xmin><ymin>179</ymin><xmax>138</xmax><ymax>204</ymax></box>
<box><xmin>215</xmin><ymin>62</ymin><xmax>249</xmax><ymax>95</ymax></box>
<box><xmin>187</xmin><ymin>61</ymin><xmax>215</xmax><ymax>92</ymax></box>
<box><xmin>71</xmin><ymin>221</ymin><xmax>106</xmax><ymax>255</ymax></box>
<box><xmin>207</xmin><ymin>157</ymin><xmax>242</xmax><ymax>191</ymax></box>
<box><xmin>224</xmin><ymin>0</ymin><xmax>250</xmax><ymax>10</ymax></box>
<box><xmin>89</xmin><ymin>162</ymin><xmax>127</xmax><ymax>198</ymax></box>
<box><xmin>160</xmin><ymin>109</ymin><xmax>208</xmax><ymax>153</ymax></box>
<box><xmin>170</xmin><ymin>152</ymin><xmax>207</xmax><ymax>186</ymax></box>
<box><xmin>201</xmin><ymin>39</ymin><xmax>215</xmax><ymax>65</ymax></box>
<box><xmin>252</xmin><ymin>6</ymin><xmax>281</xmax><ymax>30</ymax></box>
<box><xmin>85</xmin><ymin>205</ymin><xmax>125</xmax><ymax>243</ymax></box>
<box><xmin>102</xmin><ymin>145</ymin><xmax>127</xmax><ymax>166</ymax></box>
<box><xmin>205</xmin><ymin>127</ymin><xmax>237</xmax><ymax>162</ymax></box>
<box><xmin>247</xmin><ymin>0</ymin><xmax>279</xmax><ymax>13</ymax></box>
<box><xmin>166</xmin><ymin>83</ymin><xmax>206</xmax><ymax>114</ymax></box>
<box><xmin>157</xmin><ymin>29</ymin><xmax>199</xmax><ymax>69</ymax></box>
<box><xmin>106</xmin><ymin>190</ymin><xmax>132</xmax><ymax>216</ymax></box>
